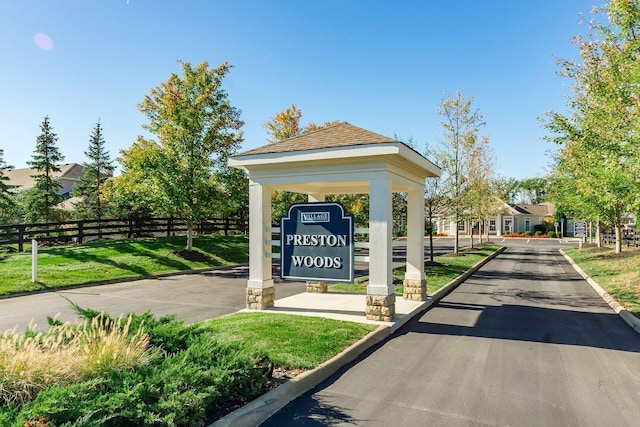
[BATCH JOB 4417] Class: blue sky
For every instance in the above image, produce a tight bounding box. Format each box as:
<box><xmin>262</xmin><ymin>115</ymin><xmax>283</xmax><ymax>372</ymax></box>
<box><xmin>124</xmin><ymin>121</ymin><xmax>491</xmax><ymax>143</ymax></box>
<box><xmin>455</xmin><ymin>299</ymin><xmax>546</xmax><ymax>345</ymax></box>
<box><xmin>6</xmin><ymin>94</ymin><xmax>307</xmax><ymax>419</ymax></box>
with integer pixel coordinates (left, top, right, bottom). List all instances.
<box><xmin>1</xmin><ymin>1</ymin><xmax>595</xmax><ymax>180</ymax></box>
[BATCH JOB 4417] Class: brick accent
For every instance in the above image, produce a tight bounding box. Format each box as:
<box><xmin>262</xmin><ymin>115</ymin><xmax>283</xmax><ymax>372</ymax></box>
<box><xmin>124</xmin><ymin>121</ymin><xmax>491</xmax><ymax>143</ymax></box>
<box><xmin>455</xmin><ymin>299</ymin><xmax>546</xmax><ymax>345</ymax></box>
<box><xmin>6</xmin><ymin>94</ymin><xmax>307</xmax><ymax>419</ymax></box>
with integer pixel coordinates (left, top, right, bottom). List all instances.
<box><xmin>246</xmin><ymin>287</ymin><xmax>275</xmax><ymax>310</ymax></box>
<box><xmin>403</xmin><ymin>279</ymin><xmax>427</xmax><ymax>301</ymax></box>
<box><xmin>306</xmin><ymin>281</ymin><xmax>328</xmax><ymax>293</ymax></box>
<box><xmin>366</xmin><ymin>294</ymin><xmax>395</xmax><ymax>321</ymax></box>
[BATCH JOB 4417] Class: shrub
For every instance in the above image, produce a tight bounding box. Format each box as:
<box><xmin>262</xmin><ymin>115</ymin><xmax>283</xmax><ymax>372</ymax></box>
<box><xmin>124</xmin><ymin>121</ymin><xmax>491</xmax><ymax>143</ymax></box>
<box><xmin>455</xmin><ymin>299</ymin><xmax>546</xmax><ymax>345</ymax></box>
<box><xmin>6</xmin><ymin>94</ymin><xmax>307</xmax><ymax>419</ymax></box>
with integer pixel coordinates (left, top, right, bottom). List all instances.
<box><xmin>0</xmin><ymin>314</ymin><xmax>149</xmax><ymax>407</ymax></box>
<box><xmin>548</xmin><ymin>231</ymin><xmax>556</xmax><ymax>238</ymax></box>
<box><xmin>535</xmin><ymin>231</ymin><xmax>543</xmax><ymax>236</ymax></box>
<box><xmin>525</xmin><ymin>231</ymin><xmax>533</xmax><ymax>236</ymax></box>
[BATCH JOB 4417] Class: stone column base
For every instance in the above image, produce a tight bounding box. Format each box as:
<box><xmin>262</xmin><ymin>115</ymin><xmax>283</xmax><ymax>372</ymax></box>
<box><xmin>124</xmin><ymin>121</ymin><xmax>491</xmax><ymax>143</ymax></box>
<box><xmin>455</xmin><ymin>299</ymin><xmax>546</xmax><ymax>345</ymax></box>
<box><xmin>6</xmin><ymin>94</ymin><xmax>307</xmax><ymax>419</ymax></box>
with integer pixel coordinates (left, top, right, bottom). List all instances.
<box><xmin>403</xmin><ymin>279</ymin><xmax>427</xmax><ymax>301</ymax></box>
<box><xmin>306</xmin><ymin>281</ymin><xmax>328</xmax><ymax>293</ymax></box>
<box><xmin>247</xmin><ymin>287</ymin><xmax>275</xmax><ymax>310</ymax></box>
<box><xmin>366</xmin><ymin>294</ymin><xmax>395</xmax><ymax>322</ymax></box>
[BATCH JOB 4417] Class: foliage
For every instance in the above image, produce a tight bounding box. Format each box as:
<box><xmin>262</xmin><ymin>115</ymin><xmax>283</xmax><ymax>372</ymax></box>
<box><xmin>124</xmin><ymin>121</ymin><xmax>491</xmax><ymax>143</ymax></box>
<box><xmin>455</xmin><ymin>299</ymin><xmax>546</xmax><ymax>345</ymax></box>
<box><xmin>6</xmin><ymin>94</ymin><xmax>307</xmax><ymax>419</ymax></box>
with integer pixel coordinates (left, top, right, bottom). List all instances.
<box><xmin>4</xmin><ymin>309</ymin><xmax>271</xmax><ymax>426</ymax></box>
<box><xmin>263</xmin><ymin>104</ymin><xmax>343</xmax><ymax>222</ymax></box>
<box><xmin>101</xmin><ymin>137</ymin><xmax>170</xmax><ymax>218</ymax></box>
<box><xmin>137</xmin><ymin>61</ymin><xmax>244</xmax><ymax>251</ymax></box>
<box><xmin>22</xmin><ymin>116</ymin><xmax>65</xmax><ymax>223</ymax></box>
<box><xmin>514</xmin><ymin>177</ymin><xmax>549</xmax><ymax>204</ymax></box>
<box><xmin>73</xmin><ymin>121</ymin><xmax>114</xmax><ymax>220</ymax></box>
<box><xmin>434</xmin><ymin>91</ymin><xmax>488</xmax><ymax>253</ymax></box>
<box><xmin>543</xmin><ymin>0</ymin><xmax>640</xmax><ymax>253</ymax></box>
<box><xmin>0</xmin><ymin>313</ymin><xmax>149</xmax><ymax>407</ymax></box>
<box><xmin>0</xmin><ymin>149</ymin><xmax>14</xmax><ymax>223</ymax></box>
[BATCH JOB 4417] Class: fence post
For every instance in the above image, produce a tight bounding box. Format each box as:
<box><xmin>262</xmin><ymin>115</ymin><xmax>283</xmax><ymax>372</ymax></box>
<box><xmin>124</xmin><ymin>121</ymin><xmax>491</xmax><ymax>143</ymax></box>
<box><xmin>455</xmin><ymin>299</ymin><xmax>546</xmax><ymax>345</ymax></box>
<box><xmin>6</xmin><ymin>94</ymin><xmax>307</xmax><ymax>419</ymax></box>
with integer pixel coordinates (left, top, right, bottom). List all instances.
<box><xmin>78</xmin><ymin>221</ymin><xmax>84</xmax><ymax>244</ymax></box>
<box><xmin>32</xmin><ymin>239</ymin><xmax>38</xmax><ymax>282</ymax></box>
<box><xmin>167</xmin><ymin>218</ymin><xmax>172</xmax><ymax>237</ymax></box>
<box><xmin>18</xmin><ymin>225</ymin><xmax>25</xmax><ymax>252</ymax></box>
<box><xmin>225</xmin><ymin>218</ymin><xmax>230</xmax><ymax>236</ymax></box>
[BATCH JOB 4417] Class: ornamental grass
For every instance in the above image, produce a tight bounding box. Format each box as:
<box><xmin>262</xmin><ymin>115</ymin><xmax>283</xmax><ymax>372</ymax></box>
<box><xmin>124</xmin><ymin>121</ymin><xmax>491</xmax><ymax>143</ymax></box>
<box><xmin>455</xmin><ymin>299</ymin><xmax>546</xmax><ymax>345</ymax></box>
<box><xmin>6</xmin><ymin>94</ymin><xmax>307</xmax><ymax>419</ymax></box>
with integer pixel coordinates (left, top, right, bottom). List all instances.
<box><xmin>0</xmin><ymin>314</ymin><xmax>149</xmax><ymax>407</ymax></box>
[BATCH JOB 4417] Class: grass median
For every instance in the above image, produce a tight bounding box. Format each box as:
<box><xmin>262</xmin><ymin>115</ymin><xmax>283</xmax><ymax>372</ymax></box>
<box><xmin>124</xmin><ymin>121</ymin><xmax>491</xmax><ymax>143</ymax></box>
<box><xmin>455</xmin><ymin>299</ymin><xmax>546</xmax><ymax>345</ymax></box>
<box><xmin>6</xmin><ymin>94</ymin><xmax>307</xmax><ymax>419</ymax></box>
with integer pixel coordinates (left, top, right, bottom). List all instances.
<box><xmin>0</xmin><ymin>235</ymin><xmax>249</xmax><ymax>296</ymax></box>
<box><xmin>563</xmin><ymin>245</ymin><xmax>640</xmax><ymax>317</ymax></box>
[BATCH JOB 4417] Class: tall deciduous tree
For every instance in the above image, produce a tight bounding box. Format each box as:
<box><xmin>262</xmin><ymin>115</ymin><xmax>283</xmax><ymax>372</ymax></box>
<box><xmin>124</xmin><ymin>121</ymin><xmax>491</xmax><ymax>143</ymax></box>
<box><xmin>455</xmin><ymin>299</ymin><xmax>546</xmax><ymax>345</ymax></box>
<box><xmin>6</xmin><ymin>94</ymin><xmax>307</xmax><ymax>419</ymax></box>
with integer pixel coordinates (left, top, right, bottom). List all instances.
<box><xmin>435</xmin><ymin>91</ymin><xmax>486</xmax><ymax>253</ymax></box>
<box><xmin>544</xmin><ymin>0</ymin><xmax>640</xmax><ymax>253</ymax></box>
<box><xmin>22</xmin><ymin>116</ymin><xmax>65</xmax><ymax>223</ymax></box>
<box><xmin>73</xmin><ymin>120</ymin><xmax>114</xmax><ymax>220</ymax></box>
<box><xmin>138</xmin><ymin>61</ymin><xmax>243</xmax><ymax>252</ymax></box>
<box><xmin>101</xmin><ymin>137</ymin><xmax>169</xmax><ymax>219</ymax></box>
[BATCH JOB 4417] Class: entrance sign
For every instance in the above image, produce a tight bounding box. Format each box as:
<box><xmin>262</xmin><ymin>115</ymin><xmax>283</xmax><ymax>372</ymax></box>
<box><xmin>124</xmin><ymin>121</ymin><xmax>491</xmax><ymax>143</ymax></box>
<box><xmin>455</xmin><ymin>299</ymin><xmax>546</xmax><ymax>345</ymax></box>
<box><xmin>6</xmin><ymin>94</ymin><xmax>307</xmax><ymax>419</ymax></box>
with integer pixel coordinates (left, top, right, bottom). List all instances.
<box><xmin>574</xmin><ymin>221</ymin><xmax>587</xmax><ymax>238</ymax></box>
<box><xmin>281</xmin><ymin>203</ymin><xmax>354</xmax><ymax>283</ymax></box>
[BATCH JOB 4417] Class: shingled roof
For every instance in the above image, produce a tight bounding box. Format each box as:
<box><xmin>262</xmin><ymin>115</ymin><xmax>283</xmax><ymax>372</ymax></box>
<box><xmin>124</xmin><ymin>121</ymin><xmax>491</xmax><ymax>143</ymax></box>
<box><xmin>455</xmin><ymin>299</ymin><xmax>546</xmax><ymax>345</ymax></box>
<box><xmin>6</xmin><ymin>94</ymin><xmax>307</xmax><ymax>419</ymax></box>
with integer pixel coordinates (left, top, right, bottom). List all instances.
<box><xmin>236</xmin><ymin>122</ymin><xmax>398</xmax><ymax>156</ymax></box>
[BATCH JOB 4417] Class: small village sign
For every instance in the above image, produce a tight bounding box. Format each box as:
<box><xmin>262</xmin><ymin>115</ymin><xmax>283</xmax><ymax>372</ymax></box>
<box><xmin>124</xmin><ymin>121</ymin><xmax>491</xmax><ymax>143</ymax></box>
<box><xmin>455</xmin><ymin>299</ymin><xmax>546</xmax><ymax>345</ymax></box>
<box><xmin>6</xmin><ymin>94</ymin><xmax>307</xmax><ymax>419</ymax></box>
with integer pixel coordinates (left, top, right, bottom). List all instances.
<box><xmin>281</xmin><ymin>202</ymin><xmax>354</xmax><ymax>283</ymax></box>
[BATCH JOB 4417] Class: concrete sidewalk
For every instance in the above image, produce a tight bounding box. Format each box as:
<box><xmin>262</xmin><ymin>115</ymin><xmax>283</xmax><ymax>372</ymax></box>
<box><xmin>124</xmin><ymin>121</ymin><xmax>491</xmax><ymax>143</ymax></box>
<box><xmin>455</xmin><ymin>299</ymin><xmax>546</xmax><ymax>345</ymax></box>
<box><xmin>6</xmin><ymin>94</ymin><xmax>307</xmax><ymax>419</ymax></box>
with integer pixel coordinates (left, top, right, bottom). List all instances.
<box><xmin>248</xmin><ymin>292</ymin><xmax>430</xmax><ymax>334</ymax></box>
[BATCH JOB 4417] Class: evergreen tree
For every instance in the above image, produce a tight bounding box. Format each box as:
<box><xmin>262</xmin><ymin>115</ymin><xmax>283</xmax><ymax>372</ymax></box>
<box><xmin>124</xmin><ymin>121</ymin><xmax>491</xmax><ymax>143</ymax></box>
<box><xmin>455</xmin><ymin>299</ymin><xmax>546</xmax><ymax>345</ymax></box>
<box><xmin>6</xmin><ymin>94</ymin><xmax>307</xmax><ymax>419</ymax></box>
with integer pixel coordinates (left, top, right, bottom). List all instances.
<box><xmin>73</xmin><ymin>120</ymin><xmax>114</xmax><ymax>220</ymax></box>
<box><xmin>23</xmin><ymin>116</ymin><xmax>65</xmax><ymax>223</ymax></box>
<box><xmin>0</xmin><ymin>149</ymin><xmax>14</xmax><ymax>223</ymax></box>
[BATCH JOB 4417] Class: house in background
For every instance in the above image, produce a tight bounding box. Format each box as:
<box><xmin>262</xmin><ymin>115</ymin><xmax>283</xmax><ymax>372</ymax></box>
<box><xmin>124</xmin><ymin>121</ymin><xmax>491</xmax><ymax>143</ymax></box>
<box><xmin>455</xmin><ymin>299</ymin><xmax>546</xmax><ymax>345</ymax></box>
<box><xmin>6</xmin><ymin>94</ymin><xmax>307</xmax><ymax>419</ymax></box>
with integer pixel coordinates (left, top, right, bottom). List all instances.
<box><xmin>434</xmin><ymin>202</ymin><xmax>557</xmax><ymax>236</ymax></box>
<box><xmin>5</xmin><ymin>163</ymin><xmax>84</xmax><ymax>201</ymax></box>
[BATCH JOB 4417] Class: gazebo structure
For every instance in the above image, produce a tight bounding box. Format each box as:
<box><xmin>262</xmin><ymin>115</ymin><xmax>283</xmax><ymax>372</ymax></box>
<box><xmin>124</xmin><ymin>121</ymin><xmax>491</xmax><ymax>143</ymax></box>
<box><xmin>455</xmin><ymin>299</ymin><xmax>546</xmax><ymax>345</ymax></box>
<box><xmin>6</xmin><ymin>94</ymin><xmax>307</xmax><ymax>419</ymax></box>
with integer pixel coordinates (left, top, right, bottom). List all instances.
<box><xmin>228</xmin><ymin>123</ymin><xmax>441</xmax><ymax>321</ymax></box>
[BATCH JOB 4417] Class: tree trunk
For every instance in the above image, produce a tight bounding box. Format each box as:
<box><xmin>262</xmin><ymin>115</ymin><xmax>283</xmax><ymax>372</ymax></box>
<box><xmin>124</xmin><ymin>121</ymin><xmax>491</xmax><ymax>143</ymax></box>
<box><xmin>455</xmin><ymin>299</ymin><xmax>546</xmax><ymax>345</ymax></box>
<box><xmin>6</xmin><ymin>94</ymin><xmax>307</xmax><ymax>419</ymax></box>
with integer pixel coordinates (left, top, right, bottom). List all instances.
<box><xmin>596</xmin><ymin>222</ymin><xmax>602</xmax><ymax>248</ymax></box>
<box><xmin>615</xmin><ymin>223</ymin><xmax>622</xmax><ymax>254</ymax></box>
<box><xmin>454</xmin><ymin>221</ymin><xmax>459</xmax><ymax>254</ymax></box>
<box><xmin>187</xmin><ymin>221</ymin><xmax>194</xmax><ymax>252</ymax></box>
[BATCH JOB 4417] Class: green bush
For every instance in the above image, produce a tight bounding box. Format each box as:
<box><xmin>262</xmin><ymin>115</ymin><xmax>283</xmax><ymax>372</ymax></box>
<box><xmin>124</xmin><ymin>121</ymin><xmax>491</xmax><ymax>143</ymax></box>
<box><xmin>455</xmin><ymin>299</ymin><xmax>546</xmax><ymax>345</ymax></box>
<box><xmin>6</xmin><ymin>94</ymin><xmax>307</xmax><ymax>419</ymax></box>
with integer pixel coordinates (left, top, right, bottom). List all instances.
<box><xmin>535</xmin><ymin>231</ymin><xmax>543</xmax><ymax>236</ymax></box>
<box><xmin>547</xmin><ymin>231</ymin><xmax>556</xmax><ymax>238</ymax></box>
<box><xmin>4</xmin><ymin>308</ymin><xmax>271</xmax><ymax>427</ymax></box>
<box><xmin>525</xmin><ymin>231</ymin><xmax>533</xmax><ymax>236</ymax></box>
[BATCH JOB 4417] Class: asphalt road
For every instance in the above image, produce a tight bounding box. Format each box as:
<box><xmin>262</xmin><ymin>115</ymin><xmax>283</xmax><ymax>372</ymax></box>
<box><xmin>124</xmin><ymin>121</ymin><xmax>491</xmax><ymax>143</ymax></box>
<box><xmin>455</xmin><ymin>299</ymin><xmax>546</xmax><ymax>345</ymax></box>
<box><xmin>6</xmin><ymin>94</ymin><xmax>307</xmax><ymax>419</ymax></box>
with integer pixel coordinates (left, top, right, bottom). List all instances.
<box><xmin>0</xmin><ymin>266</ymin><xmax>308</xmax><ymax>333</ymax></box>
<box><xmin>262</xmin><ymin>240</ymin><xmax>640</xmax><ymax>426</ymax></box>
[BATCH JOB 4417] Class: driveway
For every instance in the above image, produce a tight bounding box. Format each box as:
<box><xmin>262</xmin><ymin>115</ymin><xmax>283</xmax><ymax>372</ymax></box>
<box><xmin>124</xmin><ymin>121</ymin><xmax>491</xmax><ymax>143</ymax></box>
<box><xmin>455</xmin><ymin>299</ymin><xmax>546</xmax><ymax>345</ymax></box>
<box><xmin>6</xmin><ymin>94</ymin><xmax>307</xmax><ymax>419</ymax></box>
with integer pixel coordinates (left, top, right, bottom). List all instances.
<box><xmin>0</xmin><ymin>266</ymin><xmax>307</xmax><ymax>333</ymax></box>
<box><xmin>262</xmin><ymin>242</ymin><xmax>640</xmax><ymax>426</ymax></box>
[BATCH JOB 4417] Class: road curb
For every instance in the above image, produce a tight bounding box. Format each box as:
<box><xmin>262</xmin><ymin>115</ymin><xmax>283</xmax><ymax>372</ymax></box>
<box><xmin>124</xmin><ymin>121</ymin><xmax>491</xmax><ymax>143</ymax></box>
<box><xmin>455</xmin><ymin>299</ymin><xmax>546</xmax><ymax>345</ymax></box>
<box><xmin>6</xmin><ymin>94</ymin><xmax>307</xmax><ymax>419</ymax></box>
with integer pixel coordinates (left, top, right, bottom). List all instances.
<box><xmin>560</xmin><ymin>249</ymin><xmax>640</xmax><ymax>335</ymax></box>
<box><xmin>211</xmin><ymin>245</ymin><xmax>506</xmax><ymax>427</ymax></box>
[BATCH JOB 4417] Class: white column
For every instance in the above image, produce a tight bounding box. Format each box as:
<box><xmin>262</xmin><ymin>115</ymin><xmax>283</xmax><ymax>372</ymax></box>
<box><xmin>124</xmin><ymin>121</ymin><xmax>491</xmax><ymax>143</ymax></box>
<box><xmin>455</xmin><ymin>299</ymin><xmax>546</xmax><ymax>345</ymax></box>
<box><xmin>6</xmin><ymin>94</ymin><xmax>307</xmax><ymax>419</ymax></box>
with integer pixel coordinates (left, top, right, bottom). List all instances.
<box><xmin>248</xmin><ymin>181</ymin><xmax>273</xmax><ymax>289</ymax></box>
<box><xmin>496</xmin><ymin>213</ymin><xmax>503</xmax><ymax>236</ymax></box>
<box><xmin>367</xmin><ymin>173</ymin><xmax>393</xmax><ymax>295</ymax></box>
<box><xmin>405</xmin><ymin>189</ymin><xmax>424</xmax><ymax>282</ymax></box>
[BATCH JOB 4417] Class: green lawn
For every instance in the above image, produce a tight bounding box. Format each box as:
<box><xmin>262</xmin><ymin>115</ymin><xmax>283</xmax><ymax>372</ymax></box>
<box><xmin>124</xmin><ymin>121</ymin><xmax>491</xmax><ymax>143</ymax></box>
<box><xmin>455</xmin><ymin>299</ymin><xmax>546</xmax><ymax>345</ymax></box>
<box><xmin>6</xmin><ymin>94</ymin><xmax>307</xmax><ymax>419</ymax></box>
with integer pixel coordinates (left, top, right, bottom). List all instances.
<box><xmin>0</xmin><ymin>235</ymin><xmax>249</xmax><ymax>296</ymax></box>
<box><xmin>563</xmin><ymin>246</ymin><xmax>640</xmax><ymax>317</ymax></box>
<box><xmin>204</xmin><ymin>312</ymin><xmax>377</xmax><ymax>370</ymax></box>
<box><xmin>330</xmin><ymin>243</ymin><xmax>502</xmax><ymax>295</ymax></box>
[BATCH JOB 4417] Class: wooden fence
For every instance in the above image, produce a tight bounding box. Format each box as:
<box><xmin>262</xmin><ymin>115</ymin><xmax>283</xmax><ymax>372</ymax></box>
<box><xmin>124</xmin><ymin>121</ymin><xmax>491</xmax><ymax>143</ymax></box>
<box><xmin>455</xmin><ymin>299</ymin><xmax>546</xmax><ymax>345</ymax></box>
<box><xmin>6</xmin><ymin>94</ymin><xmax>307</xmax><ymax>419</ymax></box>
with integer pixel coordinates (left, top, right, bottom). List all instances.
<box><xmin>602</xmin><ymin>227</ymin><xmax>640</xmax><ymax>247</ymax></box>
<box><xmin>0</xmin><ymin>217</ymin><xmax>248</xmax><ymax>252</ymax></box>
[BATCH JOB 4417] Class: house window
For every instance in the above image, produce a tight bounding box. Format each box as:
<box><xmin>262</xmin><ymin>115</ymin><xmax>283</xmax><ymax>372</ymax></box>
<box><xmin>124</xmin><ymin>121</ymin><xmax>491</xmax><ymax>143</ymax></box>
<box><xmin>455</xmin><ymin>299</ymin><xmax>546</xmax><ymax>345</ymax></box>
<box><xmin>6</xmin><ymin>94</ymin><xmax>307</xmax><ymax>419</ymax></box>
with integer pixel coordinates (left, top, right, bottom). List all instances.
<box><xmin>443</xmin><ymin>221</ymin><xmax>450</xmax><ymax>232</ymax></box>
<box><xmin>457</xmin><ymin>221</ymin><xmax>466</xmax><ymax>232</ymax></box>
<box><xmin>489</xmin><ymin>219</ymin><xmax>496</xmax><ymax>232</ymax></box>
<box><xmin>525</xmin><ymin>217</ymin><xmax>531</xmax><ymax>232</ymax></box>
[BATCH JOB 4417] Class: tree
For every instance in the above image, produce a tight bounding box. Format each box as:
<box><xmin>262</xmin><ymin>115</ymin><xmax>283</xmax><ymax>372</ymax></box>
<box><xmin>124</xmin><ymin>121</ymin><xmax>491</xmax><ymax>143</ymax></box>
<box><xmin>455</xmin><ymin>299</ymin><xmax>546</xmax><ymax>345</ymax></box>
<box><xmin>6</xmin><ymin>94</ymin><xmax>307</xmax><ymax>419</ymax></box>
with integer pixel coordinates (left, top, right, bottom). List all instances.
<box><xmin>434</xmin><ymin>91</ymin><xmax>486</xmax><ymax>253</ymax></box>
<box><xmin>0</xmin><ymin>149</ymin><xmax>14</xmax><ymax>223</ymax></box>
<box><xmin>544</xmin><ymin>0</ymin><xmax>640</xmax><ymax>253</ymax></box>
<box><xmin>100</xmin><ymin>137</ymin><xmax>168</xmax><ymax>219</ymax></box>
<box><xmin>73</xmin><ymin>120</ymin><xmax>114</xmax><ymax>220</ymax></box>
<box><xmin>22</xmin><ymin>116</ymin><xmax>65</xmax><ymax>223</ymax></box>
<box><xmin>263</xmin><ymin>104</ymin><xmax>343</xmax><ymax>222</ymax></box>
<box><xmin>464</xmin><ymin>136</ymin><xmax>500</xmax><ymax>246</ymax></box>
<box><xmin>515</xmin><ymin>177</ymin><xmax>549</xmax><ymax>204</ymax></box>
<box><xmin>137</xmin><ymin>61</ymin><xmax>244</xmax><ymax>252</ymax></box>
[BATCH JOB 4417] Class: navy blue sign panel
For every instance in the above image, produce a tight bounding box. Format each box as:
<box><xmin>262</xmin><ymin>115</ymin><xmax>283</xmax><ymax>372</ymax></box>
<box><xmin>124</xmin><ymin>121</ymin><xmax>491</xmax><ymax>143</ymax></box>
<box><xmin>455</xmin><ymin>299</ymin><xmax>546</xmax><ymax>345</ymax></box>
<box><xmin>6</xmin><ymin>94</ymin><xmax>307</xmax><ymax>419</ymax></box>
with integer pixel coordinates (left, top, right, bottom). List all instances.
<box><xmin>280</xmin><ymin>202</ymin><xmax>354</xmax><ymax>283</ymax></box>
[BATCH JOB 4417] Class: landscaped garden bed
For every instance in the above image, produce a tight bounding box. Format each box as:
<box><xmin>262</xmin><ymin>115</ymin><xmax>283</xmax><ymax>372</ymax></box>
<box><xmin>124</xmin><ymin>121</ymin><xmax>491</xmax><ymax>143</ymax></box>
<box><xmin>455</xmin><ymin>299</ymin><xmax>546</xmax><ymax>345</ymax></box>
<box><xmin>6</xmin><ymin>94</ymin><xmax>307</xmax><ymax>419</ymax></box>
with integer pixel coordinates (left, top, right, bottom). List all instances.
<box><xmin>0</xmin><ymin>306</ymin><xmax>375</xmax><ymax>426</ymax></box>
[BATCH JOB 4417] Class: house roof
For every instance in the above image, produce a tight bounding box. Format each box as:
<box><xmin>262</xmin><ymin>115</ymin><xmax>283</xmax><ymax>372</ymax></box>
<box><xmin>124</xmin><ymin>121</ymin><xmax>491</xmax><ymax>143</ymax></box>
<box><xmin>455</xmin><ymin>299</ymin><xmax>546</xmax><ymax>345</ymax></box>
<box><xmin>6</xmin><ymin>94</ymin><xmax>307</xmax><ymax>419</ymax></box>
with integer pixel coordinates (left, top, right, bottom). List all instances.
<box><xmin>510</xmin><ymin>202</ymin><xmax>556</xmax><ymax>217</ymax></box>
<box><xmin>5</xmin><ymin>163</ymin><xmax>83</xmax><ymax>193</ymax></box>
<box><xmin>236</xmin><ymin>122</ymin><xmax>398</xmax><ymax>156</ymax></box>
